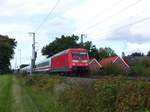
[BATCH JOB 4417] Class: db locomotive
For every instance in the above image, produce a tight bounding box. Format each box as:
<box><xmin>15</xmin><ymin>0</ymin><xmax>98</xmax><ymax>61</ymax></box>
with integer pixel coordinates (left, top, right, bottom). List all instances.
<box><xmin>21</xmin><ymin>48</ymin><xmax>89</xmax><ymax>74</ymax></box>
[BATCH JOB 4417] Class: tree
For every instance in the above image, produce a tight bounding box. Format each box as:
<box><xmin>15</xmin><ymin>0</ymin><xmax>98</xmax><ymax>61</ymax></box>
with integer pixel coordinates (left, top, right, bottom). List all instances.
<box><xmin>83</xmin><ymin>41</ymin><xmax>99</xmax><ymax>60</ymax></box>
<box><xmin>0</xmin><ymin>35</ymin><xmax>17</xmax><ymax>73</ymax></box>
<box><xmin>42</xmin><ymin>35</ymin><xmax>79</xmax><ymax>57</ymax></box>
<box><xmin>99</xmin><ymin>47</ymin><xmax>117</xmax><ymax>60</ymax></box>
<box><xmin>130</xmin><ymin>52</ymin><xmax>144</xmax><ymax>57</ymax></box>
<box><xmin>41</xmin><ymin>35</ymin><xmax>117</xmax><ymax>61</ymax></box>
<box><xmin>147</xmin><ymin>51</ymin><xmax>150</xmax><ymax>56</ymax></box>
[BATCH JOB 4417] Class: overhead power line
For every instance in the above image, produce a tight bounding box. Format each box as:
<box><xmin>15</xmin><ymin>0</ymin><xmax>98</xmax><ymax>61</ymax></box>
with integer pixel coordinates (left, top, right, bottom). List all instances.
<box><xmin>88</xmin><ymin>7</ymin><xmax>150</xmax><ymax>35</ymax></box>
<box><xmin>115</xmin><ymin>16</ymin><xmax>150</xmax><ymax>31</ymax></box>
<box><xmin>35</xmin><ymin>0</ymin><xmax>61</xmax><ymax>32</ymax></box>
<box><xmin>94</xmin><ymin>16</ymin><xmax>150</xmax><ymax>38</ymax></box>
<box><xmin>83</xmin><ymin>0</ymin><xmax>143</xmax><ymax>32</ymax></box>
<box><xmin>77</xmin><ymin>0</ymin><xmax>123</xmax><ymax>32</ymax></box>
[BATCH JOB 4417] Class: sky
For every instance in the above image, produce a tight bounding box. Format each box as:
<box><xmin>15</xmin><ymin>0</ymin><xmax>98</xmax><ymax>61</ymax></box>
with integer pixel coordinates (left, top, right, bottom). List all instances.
<box><xmin>0</xmin><ymin>0</ymin><xmax>150</xmax><ymax>68</ymax></box>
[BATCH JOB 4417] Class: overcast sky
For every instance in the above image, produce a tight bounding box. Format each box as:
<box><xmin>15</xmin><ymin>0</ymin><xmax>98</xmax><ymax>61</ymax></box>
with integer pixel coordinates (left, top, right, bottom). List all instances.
<box><xmin>0</xmin><ymin>0</ymin><xmax>150</xmax><ymax>68</ymax></box>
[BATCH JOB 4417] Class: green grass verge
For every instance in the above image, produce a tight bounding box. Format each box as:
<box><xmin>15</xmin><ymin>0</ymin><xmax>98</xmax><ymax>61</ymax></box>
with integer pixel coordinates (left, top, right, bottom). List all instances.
<box><xmin>25</xmin><ymin>87</ymin><xmax>61</xmax><ymax>112</ymax></box>
<box><xmin>19</xmin><ymin>75</ymin><xmax>62</xmax><ymax>112</ymax></box>
<box><xmin>11</xmin><ymin>76</ymin><xmax>39</xmax><ymax>112</ymax></box>
<box><xmin>0</xmin><ymin>75</ymin><xmax>12</xmax><ymax>112</ymax></box>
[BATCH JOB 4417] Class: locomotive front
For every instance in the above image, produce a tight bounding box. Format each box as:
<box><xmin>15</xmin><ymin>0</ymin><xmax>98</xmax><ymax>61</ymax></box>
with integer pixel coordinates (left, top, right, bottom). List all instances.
<box><xmin>71</xmin><ymin>49</ymin><xmax>89</xmax><ymax>73</ymax></box>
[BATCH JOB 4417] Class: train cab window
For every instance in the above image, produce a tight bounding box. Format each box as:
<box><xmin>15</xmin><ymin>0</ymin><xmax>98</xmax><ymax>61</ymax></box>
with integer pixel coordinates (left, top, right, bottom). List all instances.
<box><xmin>72</xmin><ymin>52</ymin><xmax>88</xmax><ymax>59</ymax></box>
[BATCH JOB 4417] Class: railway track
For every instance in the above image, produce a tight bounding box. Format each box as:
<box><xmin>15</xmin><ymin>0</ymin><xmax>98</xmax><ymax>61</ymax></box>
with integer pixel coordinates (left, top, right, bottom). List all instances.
<box><xmin>62</xmin><ymin>75</ymin><xmax>150</xmax><ymax>82</ymax></box>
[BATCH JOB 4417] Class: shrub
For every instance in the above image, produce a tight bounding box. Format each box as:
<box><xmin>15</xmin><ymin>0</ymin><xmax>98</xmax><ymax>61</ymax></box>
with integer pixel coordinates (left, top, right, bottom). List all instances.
<box><xmin>115</xmin><ymin>81</ymin><xmax>150</xmax><ymax>112</ymax></box>
<box><xmin>22</xmin><ymin>75</ymin><xmax>150</xmax><ymax>112</ymax></box>
<box><xmin>128</xmin><ymin>65</ymin><xmax>143</xmax><ymax>76</ymax></box>
<box><xmin>94</xmin><ymin>81</ymin><xmax>118</xmax><ymax>112</ymax></box>
<box><xmin>90</xmin><ymin>63</ymin><xmax>126</xmax><ymax>76</ymax></box>
<box><xmin>94</xmin><ymin>79</ymin><xmax>150</xmax><ymax>112</ymax></box>
<box><xmin>42</xmin><ymin>77</ymin><xmax>60</xmax><ymax>92</ymax></box>
<box><xmin>90</xmin><ymin>69</ymin><xmax>102</xmax><ymax>76</ymax></box>
<box><xmin>101</xmin><ymin>63</ymin><xmax>125</xmax><ymax>76</ymax></box>
<box><xmin>128</xmin><ymin>60</ymin><xmax>150</xmax><ymax>76</ymax></box>
<box><xmin>56</xmin><ymin>82</ymin><xmax>96</xmax><ymax>112</ymax></box>
<box><xmin>142</xmin><ymin>59</ymin><xmax>150</xmax><ymax>68</ymax></box>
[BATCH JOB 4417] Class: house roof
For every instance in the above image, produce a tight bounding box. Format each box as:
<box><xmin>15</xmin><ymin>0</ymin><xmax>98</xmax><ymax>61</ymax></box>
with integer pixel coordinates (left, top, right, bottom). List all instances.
<box><xmin>99</xmin><ymin>56</ymin><xmax>118</xmax><ymax>66</ymax></box>
<box><xmin>89</xmin><ymin>58</ymin><xmax>102</xmax><ymax>67</ymax></box>
<box><xmin>99</xmin><ymin>56</ymin><xmax>130</xmax><ymax>68</ymax></box>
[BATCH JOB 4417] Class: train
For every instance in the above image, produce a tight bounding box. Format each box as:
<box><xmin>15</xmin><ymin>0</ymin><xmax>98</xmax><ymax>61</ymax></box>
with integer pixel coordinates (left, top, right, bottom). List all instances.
<box><xmin>20</xmin><ymin>48</ymin><xmax>89</xmax><ymax>74</ymax></box>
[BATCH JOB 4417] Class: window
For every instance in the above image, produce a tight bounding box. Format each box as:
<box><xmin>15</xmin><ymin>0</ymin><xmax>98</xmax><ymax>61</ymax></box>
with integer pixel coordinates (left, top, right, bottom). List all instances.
<box><xmin>72</xmin><ymin>52</ymin><xmax>88</xmax><ymax>59</ymax></box>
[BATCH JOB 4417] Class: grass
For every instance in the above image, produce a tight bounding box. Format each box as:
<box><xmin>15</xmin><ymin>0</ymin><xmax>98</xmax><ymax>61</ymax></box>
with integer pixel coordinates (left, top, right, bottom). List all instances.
<box><xmin>0</xmin><ymin>75</ymin><xmax>12</xmax><ymax>112</ymax></box>
<box><xmin>0</xmin><ymin>74</ymin><xmax>62</xmax><ymax>112</ymax></box>
<box><xmin>11</xmin><ymin>76</ymin><xmax>38</xmax><ymax>112</ymax></box>
<box><xmin>22</xmin><ymin>75</ymin><xmax>150</xmax><ymax>112</ymax></box>
<box><xmin>0</xmin><ymin>74</ymin><xmax>150</xmax><ymax>112</ymax></box>
<box><xmin>25</xmin><ymin>87</ymin><xmax>61</xmax><ymax>112</ymax></box>
<box><xmin>20</xmin><ymin>75</ymin><xmax>62</xmax><ymax>112</ymax></box>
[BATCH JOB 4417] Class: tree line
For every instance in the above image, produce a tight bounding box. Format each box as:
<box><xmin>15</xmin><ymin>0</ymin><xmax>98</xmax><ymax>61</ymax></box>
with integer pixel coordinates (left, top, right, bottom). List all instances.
<box><xmin>41</xmin><ymin>35</ymin><xmax>117</xmax><ymax>61</ymax></box>
<box><xmin>0</xmin><ymin>34</ymin><xmax>150</xmax><ymax>74</ymax></box>
<box><xmin>0</xmin><ymin>35</ymin><xmax>17</xmax><ymax>73</ymax></box>
<box><xmin>41</xmin><ymin>34</ymin><xmax>150</xmax><ymax>60</ymax></box>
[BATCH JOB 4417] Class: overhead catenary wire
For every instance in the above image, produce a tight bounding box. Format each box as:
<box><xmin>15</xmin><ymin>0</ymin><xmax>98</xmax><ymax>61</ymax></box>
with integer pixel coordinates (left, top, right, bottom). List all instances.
<box><xmin>77</xmin><ymin>0</ymin><xmax>123</xmax><ymax>32</ymax></box>
<box><xmin>94</xmin><ymin>15</ymin><xmax>150</xmax><ymax>38</ymax></box>
<box><xmin>35</xmin><ymin>0</ymin><xmax>61</xmax><ymax>33</ymax></box>
<box><xmin>114</xmin><ymin>16</ymin><xmax>150</xmax><ymax>32</ymax></box>
<box><xmin>87</xmin><ymin>6</ymin><xmax>150</xmax><ymax>35</ymax></box>
<box><xmin>82</xmin><ymin>0</ymin><xmax>143</xmax><ymax>32</ymax></box>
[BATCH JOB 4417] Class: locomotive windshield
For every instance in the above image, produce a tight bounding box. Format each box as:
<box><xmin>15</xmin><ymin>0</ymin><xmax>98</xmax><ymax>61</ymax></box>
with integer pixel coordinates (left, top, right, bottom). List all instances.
<box><xmin>72</xmin><ymin>52</ymin><xmax>88</xmax><ymax>59</ymax></box>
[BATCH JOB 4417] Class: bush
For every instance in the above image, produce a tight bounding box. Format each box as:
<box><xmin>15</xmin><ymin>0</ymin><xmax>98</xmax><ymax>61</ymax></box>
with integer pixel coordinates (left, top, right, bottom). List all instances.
<box><xmin>94</xmin><ymin>81</ymin><xmax>118</xmax><ymax>112</ymax></box>
<box><xmin>56</xmin><ymin>82</ymin><xmax>96</xmax><ymax>112</ymax></box>
<box><xmin>94</xmin><ymin>79</ymin><xmax>150</xmax><ymax>112</ymax></box>
<box><xmin>115</xmin><ymin>81</ymin><xmax>150</xmax><ymax>112</ymax></box>
<box><xmin>128</xmin><ymin>60</ymin><xmax>150</xmax><ymax>76</ymax></box>
<box><xmin>98</xmin><ymin>63</ymin><xmax>125</xmax><ymax>76</ymax></box>
<box><xmin>22</xmin><ymin>75</ymin><xmax>150</xmax><ymax>112</ymax></box>
<box><xmin>128</xmin><ymin>65</ymin><xmax>143</xmax><ymax>76</ymax></box>
<box><xmin>142</xmin><ymin>59</ymin><xmax>150</xmax><ymax>68</ymax></box>
<box><xmin>90</xmin><ymin>63</ymin><xmax>126</xmax><ymax>76</ymax></box>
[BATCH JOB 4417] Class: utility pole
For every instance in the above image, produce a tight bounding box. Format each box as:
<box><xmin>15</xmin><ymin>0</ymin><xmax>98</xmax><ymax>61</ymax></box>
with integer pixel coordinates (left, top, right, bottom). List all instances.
<box><xmin>29</xmin><ymin>32</ymin><xmax>36</xmax><ymax>75</ymax></box>
<box><xmin>15</xmin><ymin>56</ymin><xmax>17</xmax><ymax>70</ymax></box>
<box><xmin>80</xmin><ymin>34</ymin><xmax>86</xmax><ymax>48</ymax></box>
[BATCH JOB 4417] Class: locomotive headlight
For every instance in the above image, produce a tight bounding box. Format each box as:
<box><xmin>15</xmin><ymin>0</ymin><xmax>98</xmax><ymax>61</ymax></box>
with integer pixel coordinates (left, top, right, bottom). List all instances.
<box><xmin>85</xmin><ymin>63</ymin><xmax>88</xmax><ymax>66</ymax></box>
<box><xmin>72</xmin><ymin>63</ymin><xmax>76</xmax><ymax>66</ymax></box>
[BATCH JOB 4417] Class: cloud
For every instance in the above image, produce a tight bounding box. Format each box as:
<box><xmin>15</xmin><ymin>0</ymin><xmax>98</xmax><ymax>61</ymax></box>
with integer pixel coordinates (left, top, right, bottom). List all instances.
<box><xmin>0</xmin><ymin>0</ymin><xmax>57</xmax><ymax>16</ymax></box>
<box><xmin>62</xmin><ymin>0</ymin><xmax>150</xmax><ymax>44</ymax></box>
<box><xmin>108</xmin><ymin>26</ymin><xmax>150</xmax><ymax>43</ymax></box>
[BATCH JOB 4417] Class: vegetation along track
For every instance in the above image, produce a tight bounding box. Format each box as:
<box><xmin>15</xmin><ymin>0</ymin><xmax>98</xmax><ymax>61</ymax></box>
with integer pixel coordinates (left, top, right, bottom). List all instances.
<box><xmin>0</xmin><ymin>75</ymin><xmax>12</xmax><ymax>112</ymax></box>
<box><xmin>11</xmin><ymin>76</ymin><xmax>39</xmax><ymax>112</ymax></box>
<box><xmin>63</xmin><ymin>75</ymin><xmax>150</xmax><ymax>82</ymax></box>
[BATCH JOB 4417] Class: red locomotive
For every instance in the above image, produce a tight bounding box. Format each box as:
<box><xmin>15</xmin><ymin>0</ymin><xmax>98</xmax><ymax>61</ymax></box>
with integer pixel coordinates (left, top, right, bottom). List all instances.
<box><xmin>32</xmin><ymin>48</ymin><xmax>89</xmax><ymax>74</ymax></box>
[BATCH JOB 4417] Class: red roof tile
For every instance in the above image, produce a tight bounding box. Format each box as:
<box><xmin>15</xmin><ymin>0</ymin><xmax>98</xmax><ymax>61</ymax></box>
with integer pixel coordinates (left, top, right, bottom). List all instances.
<box><xmin>99</xmin><ymin>56</ymin><xmax>118</xmax><ymax>66</ymax></box>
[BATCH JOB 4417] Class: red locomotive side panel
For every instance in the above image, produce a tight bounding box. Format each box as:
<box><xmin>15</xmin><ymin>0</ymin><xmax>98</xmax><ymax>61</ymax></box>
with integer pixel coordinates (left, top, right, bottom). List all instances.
<box><xmin>51</xmin><ymin>50</ymin><xmax>70</xmax><ymax>72</ymax></box>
